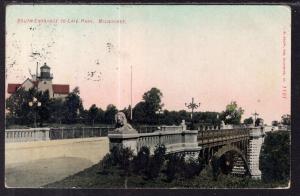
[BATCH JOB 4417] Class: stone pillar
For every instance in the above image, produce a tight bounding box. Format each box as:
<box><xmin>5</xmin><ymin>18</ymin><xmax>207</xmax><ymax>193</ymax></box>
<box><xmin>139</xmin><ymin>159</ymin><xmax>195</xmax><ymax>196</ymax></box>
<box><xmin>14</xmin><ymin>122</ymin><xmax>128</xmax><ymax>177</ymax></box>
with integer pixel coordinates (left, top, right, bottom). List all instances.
<box><xmin>247</xmin><ymin>127</ymin><xmax>264</xmax><ymax>179</ymax></box>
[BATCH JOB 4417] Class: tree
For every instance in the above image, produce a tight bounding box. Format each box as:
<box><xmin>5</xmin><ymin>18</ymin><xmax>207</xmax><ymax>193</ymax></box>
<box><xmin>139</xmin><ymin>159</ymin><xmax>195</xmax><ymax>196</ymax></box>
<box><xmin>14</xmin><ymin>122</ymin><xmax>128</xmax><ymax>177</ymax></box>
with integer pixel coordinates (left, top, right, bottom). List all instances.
<box><xmin>96</xmin><ymin>108</ymin><xmax>105</xmax><ymax>124</ymax></box>
<box><xmin>143</xmin><ymin>87</ymin><xmax>164</xmax><ymax>124</ymax></box>
<box><xmin>104</xmin><ymin>104</ymin><xmax>118</xmax><ymax>124</ymax></box>
<box><xmin>64</xmin><ymin>87</ymin><xmax>83</xmax><ymax>123</ymax></box>
<box><xmin>272</xmin><ymin>120</ymin><xmax>279</xmax><ymax>126</ymax></box>
<box><xmin>36</xmin><ymin>90</ymin><xmax>51</xmax><ymax>126</ymax></box>
<box><xmin>220</xmin><ymin>101</ymin><xmax>244</xmax><ymax>125</ymax></box>
<box><xmin>243</xmin><ymin>117</ymin><xmax>254</xmax><ymax>125</ymax></box>
<box><xmin>5</xmin><ymin>87</ymin><xmax>51</xmax><ymax>126</ymax></box>
<box><xmin>88</xmin><ymin>104</ymin><xmax>99</xmax><ymax>126</ymax></box>
<box><xmin>281</xmin><ymin>114</ymin><xmax>291</xmax><ymax>125</ymax></box>
<box><xmin>49</xmin><ymin>98</ymin><xmax>65</xmax><ymax>124</ymax></box>
<box><xmin>6</xmin><ymin>87</ymin><xmax>33</xmax><ymax>125</ymax></box>
<box><xmin>255</xmin><ymin>118</ymin><xmax>263</xmax><ymax>127</ymax></box>
<box><xmin>260</xmin><ymin>131</ymin><xmax>290</xmax><ymax>182</ymax></box>
<box><xmin>132</xmin><ymin>102</ymin><xmax>147</xmax><ymax>124</ymax></box>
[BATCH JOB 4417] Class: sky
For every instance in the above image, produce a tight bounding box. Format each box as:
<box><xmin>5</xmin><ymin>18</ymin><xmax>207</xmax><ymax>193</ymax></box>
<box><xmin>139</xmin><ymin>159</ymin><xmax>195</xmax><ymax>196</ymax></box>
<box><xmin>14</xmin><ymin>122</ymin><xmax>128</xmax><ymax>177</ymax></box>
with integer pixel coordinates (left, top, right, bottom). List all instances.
<box><xmin>5</xmin><ymin>5</ymin><xmax>291</xmax><ymax>124</ymax></box>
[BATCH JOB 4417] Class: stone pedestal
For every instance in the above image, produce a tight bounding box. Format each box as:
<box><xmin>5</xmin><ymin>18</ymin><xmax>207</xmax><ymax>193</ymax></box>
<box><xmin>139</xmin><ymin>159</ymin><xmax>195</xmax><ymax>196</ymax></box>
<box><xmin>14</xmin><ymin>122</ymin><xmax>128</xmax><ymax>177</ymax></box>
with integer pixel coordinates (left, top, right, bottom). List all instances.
<box><xmin>108</xmin><ymin>133</ymin><xmax>140</xmax><ymax>154</ymax></box>
<box><xmin>247</xmin><ymin>127</ymin><xmax>264</xmax><ymax>179</ymax></box>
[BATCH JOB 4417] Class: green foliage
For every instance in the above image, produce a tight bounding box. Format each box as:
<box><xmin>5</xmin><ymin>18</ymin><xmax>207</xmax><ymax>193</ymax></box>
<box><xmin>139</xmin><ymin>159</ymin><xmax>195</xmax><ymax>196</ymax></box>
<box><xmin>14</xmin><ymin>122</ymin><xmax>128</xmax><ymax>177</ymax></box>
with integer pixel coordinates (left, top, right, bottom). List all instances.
<box><xmin>211</xmin><ymin>155</ymin><xmax>221</xmax><ymax>181</ymax></box>
<box><xmin>243</xmin><ymin>117</ymin><xmax>253</xmax><ymax>125</ymax></box>
<box><xmin>64</xmin><ymin>87</ymin><xmax>84</xmax><ymax>124</ymax></box>
<box><xmin>163</xmin><ymin>153</ymin><xmax>185</xmax><ymax>182</ymax></box>
<box><xmin>132</xmin><ymin>146</ymin><xmax>150</xmax><ymax>175</ymax></box>
<box><xmin>49</xmin><ymin>98</ymin><xmax>65</xmax><ymax>124</ymax></box>
<box><xmin>220</xmin><ymin>101</ymin><xmax>244</xmax><ymax>125</ymax></box>
<box><xmin>98</xmin><ymin>153</ymin><xmax>113</xmax><ymax>175</ymax></box>
<box><xmin>133</xmin><ymin>87</ymin><xmax>163</xmax><ymax>124</ymax></box>
<box><xmin>5</xmin><ymin>87</ymin><xmax>51</xmax><ymax>126</ymax></box>
<box><xmin>142</xmin><ymin>87</ymin><xmax>164</xmax><ymax>115</ymax></box>
<box><xmin>132</xmin><ymin>102</ymin><xmax>147</xmax><ymax>124</ymax></box>
<box><xmin>110</xmin><ymin>146</ymin><xmax>122</xmax><ymax>166</ymax></box>
<box><xmin>182</xmin><ymin>157</ymin><xmax>203</xmax><ymax>179</ymax></box>
<box><xmin>144</xmin><ymin>145</ymin><xmax>166</xmax><ymax>179</ymax></box>
<box><xmin>260</xmin><ymin>131</ymin><xmax>290</xmax><ymax>183</ymax></box>
<box><xmin>255</xmin><ymin>117</ymin><xmax>263</xmax><ymax>127</ymax></box>
<box><xmin>88</xmin><ymin>104</ymin><xmax>99</xmax><ymax>126</ymax></box>
<box><xmin>272</xmin><ymin>120</ymin><xmax>279</xmax><ymax>126</ymax></box>
<box><xmin>104</xmin><ymin>104</ymin><xmax>118</xmax><ymax>124</ymax></box>
<box><xmin>47</xmin><ymin>143</ymin><xmax>289</xmax><ymax>188</ymax></box>
<box><xmin>281</xmin><ymin>114</ymin><xmax>291</xmax><ymax>125</ymax></box>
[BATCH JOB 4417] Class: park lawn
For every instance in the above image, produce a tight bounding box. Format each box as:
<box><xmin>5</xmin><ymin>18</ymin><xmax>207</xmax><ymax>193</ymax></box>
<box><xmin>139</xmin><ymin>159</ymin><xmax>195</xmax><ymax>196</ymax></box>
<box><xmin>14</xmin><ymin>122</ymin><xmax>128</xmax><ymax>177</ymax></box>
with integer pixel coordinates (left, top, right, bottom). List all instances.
<box><xmin>44</xmin><ymin>162</ymin><xmax>289</xmax><ymax>189</ymax></box>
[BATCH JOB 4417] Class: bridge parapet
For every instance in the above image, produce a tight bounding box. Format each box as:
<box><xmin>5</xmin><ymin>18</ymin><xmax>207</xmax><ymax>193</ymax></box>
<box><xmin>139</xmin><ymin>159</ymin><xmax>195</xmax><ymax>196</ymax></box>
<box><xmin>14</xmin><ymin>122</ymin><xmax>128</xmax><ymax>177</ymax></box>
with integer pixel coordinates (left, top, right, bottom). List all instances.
<box><xmin>5</xmin><ymin>127</ymin><xmax>113</xmax><ymax>143</ymax></box>
<box><xmin>5</xmin><ymin>128</ymin><xmax>51</xmax><ymax>143</ymax></box>
<box><xmin>108</xmin><ymin>125</ymin><xmax>200</xmax><ymax>155</ymax></box>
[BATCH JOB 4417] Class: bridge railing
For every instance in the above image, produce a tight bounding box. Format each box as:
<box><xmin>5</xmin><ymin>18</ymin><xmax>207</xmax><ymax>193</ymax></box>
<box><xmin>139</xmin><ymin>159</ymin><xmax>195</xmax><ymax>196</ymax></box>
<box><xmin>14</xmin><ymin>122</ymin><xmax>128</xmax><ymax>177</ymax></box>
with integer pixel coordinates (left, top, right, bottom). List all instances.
<box><xmin>108</xmin><ymin>124</ymin><xmax>200</xmax><ymax>155</ymax></box>
<box><xmin>5</xmin><ymin>128</ymin><xmax>50</xmax><ymax>143</ymax></box>
<box><xmin>49</xmin><ymin>127</ymin><xmax>114</xmax><ymax>140</ymax></box>
<box><xmin>5</xmin><ymin>126</ymin><xmax>114</xmax><ymax>143</ymax></box>
<box><xmin>134</xmin><ymin>125</ymin><xmax>185</xmax><ymax>133</ymax></box>
<box><xmin>197</xmin><ymin>128</ymin><xmax>250</xmax><ymax>145</ymax></box>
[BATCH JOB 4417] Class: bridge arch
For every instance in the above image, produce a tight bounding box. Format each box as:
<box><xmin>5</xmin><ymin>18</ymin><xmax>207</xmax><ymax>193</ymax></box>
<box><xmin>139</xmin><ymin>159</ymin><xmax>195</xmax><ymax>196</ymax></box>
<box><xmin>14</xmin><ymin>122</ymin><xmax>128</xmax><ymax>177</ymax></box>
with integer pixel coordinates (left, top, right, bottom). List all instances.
<box><xmin>211</xmin><ymin>144</ymin><xmax>249</xmax><ymax>176</ymax></box>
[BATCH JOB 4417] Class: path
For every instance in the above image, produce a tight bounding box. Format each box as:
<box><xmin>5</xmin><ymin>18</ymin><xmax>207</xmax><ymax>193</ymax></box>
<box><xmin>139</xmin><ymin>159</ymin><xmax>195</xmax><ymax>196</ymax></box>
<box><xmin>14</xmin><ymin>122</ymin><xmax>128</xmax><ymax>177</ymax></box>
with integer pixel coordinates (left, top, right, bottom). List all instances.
<box><xmin>5</xmin><ymin>157</ymin><xmax>94</xmax><ymax>188</ymax></box>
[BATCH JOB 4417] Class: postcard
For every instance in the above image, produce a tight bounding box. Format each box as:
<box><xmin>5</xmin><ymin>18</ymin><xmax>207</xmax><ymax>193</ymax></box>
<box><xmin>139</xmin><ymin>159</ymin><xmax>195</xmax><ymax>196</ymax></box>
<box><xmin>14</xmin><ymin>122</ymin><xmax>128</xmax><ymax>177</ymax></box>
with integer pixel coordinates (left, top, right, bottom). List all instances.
<box><xmin>4</xmin><ymin>4</ymin><xmax>291</xmax><ymax>189</ymax></box>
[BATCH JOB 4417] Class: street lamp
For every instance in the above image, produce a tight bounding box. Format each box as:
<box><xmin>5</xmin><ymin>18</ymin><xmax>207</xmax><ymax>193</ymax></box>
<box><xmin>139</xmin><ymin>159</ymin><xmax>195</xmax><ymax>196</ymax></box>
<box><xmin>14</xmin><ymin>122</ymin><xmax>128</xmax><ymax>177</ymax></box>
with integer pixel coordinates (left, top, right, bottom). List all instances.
<box><xmin>155</xmin><ymin>108</ymin><xmax>163</xmax><ymax>127</ymax></box>
<box><xmin>29</xmin><ymin>97</ymin><xmax>41</xmax><ymax>128</ymax></box>
<box><xmin>185</xmin><ymin>97</ymin><xmax>200</xmax><ymax>129</ymax></box>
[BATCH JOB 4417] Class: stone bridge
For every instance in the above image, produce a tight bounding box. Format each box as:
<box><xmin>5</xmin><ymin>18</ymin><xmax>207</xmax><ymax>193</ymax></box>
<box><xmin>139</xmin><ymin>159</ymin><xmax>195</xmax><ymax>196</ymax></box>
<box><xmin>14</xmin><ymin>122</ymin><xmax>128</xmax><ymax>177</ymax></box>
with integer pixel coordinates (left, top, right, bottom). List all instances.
<box><xmin>108</xmin><ymin>124</ymin><xmax>264</xmax><ymax>179</ymax></box>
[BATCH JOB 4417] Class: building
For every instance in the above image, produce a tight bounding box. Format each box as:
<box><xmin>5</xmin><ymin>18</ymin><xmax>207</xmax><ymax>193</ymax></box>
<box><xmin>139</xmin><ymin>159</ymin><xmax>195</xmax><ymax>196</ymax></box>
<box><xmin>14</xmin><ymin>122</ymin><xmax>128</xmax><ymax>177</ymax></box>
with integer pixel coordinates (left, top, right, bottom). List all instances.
<box><xmin>7</xmin><ymin>63</ymin><xmax>70</xmax><ymax>99</ymax></box>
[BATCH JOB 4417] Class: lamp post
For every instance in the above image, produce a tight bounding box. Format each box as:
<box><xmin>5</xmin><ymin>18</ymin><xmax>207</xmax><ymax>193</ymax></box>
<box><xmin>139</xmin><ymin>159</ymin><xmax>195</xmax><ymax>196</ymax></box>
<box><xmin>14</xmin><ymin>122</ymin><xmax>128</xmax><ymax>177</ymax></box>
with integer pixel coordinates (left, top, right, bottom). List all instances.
<box><xmin>185</xmin><ymin>97</ymin><xmax>200</xmax><ymax>129</ymax></box>
<box><xmin>29</xmin><ymin>97</ymin><xmax>41</xmax><ymax>128</ymax></box>
<box><xmin>155</xmin><ymin>108</ymin><xmax>163</xmax><ymax>127</ymax></box>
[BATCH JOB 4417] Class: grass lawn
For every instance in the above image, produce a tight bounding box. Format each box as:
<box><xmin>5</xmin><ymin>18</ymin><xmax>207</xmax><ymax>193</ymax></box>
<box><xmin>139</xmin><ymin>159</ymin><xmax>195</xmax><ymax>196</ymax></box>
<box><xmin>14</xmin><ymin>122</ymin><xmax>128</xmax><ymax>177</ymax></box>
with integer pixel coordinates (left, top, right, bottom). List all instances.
<box><xmin>44</xmin><ymin>162</ymin><xmax>289</xmax><ymax>189</ymax></box>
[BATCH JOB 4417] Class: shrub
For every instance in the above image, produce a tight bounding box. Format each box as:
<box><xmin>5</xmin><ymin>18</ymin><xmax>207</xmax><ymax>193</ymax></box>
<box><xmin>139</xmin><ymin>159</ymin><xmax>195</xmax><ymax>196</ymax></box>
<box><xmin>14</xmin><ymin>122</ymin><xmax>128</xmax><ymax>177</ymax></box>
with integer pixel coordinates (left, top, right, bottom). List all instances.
<box><xmin>110</xmin><ymin>146</ymin><xmax>121</xmax><ymax>166</ymax></box>
<box><xmin>260</xmin><ymin>131</ymin><xmax>290</xmax><ymax>182</ymax></box>
<box><xmin>98</xmin><ymin>153</ymin><xmax>113</xmax><ymax>175</ymax></box>
<box><xmin>182</xmin><ymin>157</ymin><xmax>202</xmax><ymax>179</ymax></box>
<box><xmin>144</xmin><ymin>145</ymin><xmax>166</xmax><ymax>180</ymax></box>
<box><xmin>132</xmin><ymin>146</ymin><xmax>150</xmax><ymax>175</ymax></box>
<box><xmin>163</xmin><ymin>153</ymin><xmax>185</xmax><ymax>182</ymax></box>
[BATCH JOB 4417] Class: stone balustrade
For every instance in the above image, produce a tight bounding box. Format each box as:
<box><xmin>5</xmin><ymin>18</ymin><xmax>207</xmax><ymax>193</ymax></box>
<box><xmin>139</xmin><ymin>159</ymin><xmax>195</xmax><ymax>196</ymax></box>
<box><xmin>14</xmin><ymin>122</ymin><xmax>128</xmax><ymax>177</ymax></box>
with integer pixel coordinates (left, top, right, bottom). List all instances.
<box><xmin>5</xmin><ymin>127</ymin><xmax>114</xmax><ymax>143</ymax></box>
<box><xmin>108</xmin><ymin>125</ymin><xmax>200</xmax><ymax>155</ymax></box>
<box><xmin>5</xmin><ymin>128</ymin><xmax>50</xmax><ymax>143</ymax></box>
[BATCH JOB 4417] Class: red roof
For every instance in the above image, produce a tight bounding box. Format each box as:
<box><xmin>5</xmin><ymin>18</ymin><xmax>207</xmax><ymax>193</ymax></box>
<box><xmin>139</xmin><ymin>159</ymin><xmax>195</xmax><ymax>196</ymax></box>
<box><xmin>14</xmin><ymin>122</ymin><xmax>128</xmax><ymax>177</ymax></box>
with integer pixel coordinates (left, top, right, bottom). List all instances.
<box><xmin>52</xmin><ymin>84</ymin><xmax>69</xmax><ymax>94</ymax></box>
<box><xmin>7</xmin><ymin>83</ymin><xmax>70</xmax><ymax>95</ymax></box>
<box><xmin>7</xmin><ymin>83</ymin><xmax>22</xmax><ymax>93</ymax></box>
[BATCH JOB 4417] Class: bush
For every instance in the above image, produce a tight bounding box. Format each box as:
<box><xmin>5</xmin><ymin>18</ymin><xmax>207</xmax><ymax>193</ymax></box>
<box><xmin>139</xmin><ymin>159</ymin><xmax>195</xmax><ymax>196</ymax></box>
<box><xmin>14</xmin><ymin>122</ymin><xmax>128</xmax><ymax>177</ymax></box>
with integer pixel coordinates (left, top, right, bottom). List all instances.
<box><xmin>110</xmin><ymin>146</ymin><xmax>121</xmax><ymax>166</ymax></box>
<box><xmin>163</xmin><ymin>153</ymin><xmax>185</xmax><ymax>182</ymax></box>
<box><xmin>98</xmin><ymin>153</ymin><xmax>113</xmax><ymax>175</ymax></box>
<box><xmin>144</xmin><ymin>145</ymin><xmax>166</xmax><ymax>180</ymax></box>
<box><xmin>132</xmin><ymin>146</ymin><xmax>150</xmax><ymax>175</ymax></box>
<box><xmin>260</xmin><ymin>131</ymin><xmax>290</xmax><ymax>182</ymax></box>
<box><xmin>182</xmin><ymin>157</ymin><xmax>202</xmax><ymax>179</ymax></box>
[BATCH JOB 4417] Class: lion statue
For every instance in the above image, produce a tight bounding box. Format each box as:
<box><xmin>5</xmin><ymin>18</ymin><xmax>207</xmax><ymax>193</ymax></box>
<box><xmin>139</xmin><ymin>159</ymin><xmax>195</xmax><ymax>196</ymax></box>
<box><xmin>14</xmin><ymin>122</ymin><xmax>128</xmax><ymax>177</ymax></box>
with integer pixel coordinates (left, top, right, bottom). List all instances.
<box><xmin>111</xmin><ymin>112</ymin><xmax>138</xmax><ymax>134</ymax></box>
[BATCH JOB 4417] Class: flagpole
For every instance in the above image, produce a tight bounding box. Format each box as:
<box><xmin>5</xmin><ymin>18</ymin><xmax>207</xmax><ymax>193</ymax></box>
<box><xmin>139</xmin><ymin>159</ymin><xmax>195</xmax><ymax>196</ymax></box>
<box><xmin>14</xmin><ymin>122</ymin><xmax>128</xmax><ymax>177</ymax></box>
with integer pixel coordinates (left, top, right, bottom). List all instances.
<box><xmin>130</xmin><ymin>65</ymin><xmax>133</xmax><ymax>120</ymax></box>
